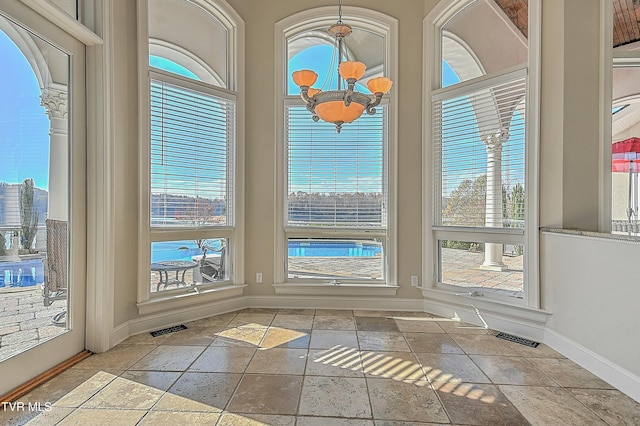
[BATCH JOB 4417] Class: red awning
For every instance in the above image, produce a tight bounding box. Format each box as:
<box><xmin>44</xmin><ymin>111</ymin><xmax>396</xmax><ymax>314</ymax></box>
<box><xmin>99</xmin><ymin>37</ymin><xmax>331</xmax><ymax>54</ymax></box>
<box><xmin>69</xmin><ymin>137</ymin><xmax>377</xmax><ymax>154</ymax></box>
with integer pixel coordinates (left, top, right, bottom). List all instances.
<box><xmin>612</xmin><ymin>137</ymin><xmax>640</xmax><ymax>172</ymax></box>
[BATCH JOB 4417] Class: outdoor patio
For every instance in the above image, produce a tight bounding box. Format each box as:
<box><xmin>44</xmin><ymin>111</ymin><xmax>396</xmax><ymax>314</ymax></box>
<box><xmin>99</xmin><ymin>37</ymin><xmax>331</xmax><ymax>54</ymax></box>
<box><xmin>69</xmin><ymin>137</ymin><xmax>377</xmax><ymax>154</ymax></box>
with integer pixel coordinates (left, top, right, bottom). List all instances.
<box><xmin>0</xmin><ymin>286</ymin><xmax>66</xmax><ymax>362</ymax></box>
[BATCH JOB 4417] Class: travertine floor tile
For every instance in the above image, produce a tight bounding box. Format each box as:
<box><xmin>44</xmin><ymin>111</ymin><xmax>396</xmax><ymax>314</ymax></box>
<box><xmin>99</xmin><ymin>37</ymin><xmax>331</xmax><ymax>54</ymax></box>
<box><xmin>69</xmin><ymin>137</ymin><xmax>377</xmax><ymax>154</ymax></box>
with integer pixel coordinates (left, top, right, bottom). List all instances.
<box><xmin>394</xmin><ymin>317</ymin><xmax>445</xmax><ymax>333</ymax></box>
<box><xmin>72</xmin><ymin>344</ymin><xmax>155</xmax><ymax>370</ymax></box>
<box><xmin>23</xmin><ymin>407</ymin><xmax>74</xmax><ymax>425</ymax></box>
<box><xmin>259</xmin><ymin>327</ymin><xmax>310</xmax><ymax>349</ymax></box>
<box><xmin>185</xmin><ymin>312</ymin><xmax>236</xmax><ymax>329</ymax></box>
<box><xmin>437</xmin><ymin>382</ymin><xmax>528</xmax><ymax>425</ymax></box>
<box><xmin>138</xmin><ymin>411</ymin><xmax>221</xmax><ymax>425</ymax></box>
<box><xmin>57</xmin><ymin>408</ymin><xmax>146</xmax><ymax>425</ymax></box>
<box><xmin>53</xmin><ymin>370</ymin><xmax>119</xmax><ymax>408</ymax></box>
<box><xmin>271</xmin><ymin>314</ymin><xmax>314</xmax><ymax>329</ymax></box>
<box><xmin>570</xmin><ymin>388</ymin><xmax>640</xmax><ymax>426</ymax></box>
<box><xmin>433</xmin><ymin>318</ymin><xmax>491</xmax><ymax>335</ymax></box>
<box><xmin>119</xmin><ymin>370</ymin><xmax>181</xmax><ymax>391</ymax></box>
<box><xmin>164</xmin><ymin>372</ymin><xmax>242</xmax><ymax>410</ymax></box>
<box><xmin>188</xmin><ymin>346</ymin><xmax>256</xmax><ymax>373</ymax></box>
<box><xmin>449</xmin><ymin>334</ymin><xmax>519</xmax><ymax>356</ymax></box>
<box><xmin>299</xmin><ymin>376</ymin><xmax>371</xmax><ymax>418</ymax></box>
<box><xmin>218</xmin><ymin>412</ymin><xmax>297</xmax><ymax>425</ymax></box>
<box><xmin>500</xmin><ymin>385</ymin><xmax>608</xmax><ymax>425</ymax></box>
<box><xmin>226</xmin><ymin>313</ymin><xmax>275</xmax><ymax>329</ymax></box>
<box><xmin>309</xmin><ymin>330</ymin><xmax>359</xmax><ymax>349</ymax></box>
<box><xmin>9</xmin><ymin>308</ymin><xmax>638</xmax><ymax>426</ymax></box>
<box><xmin>355</xmin><ymin>316</ymin><xmax>400</xmax><ymax>332</ymax></box>
<box><xmin>81</xmin><ymin>376</ymin><xmax>164</xmax><ymax>409</ymax></box>
<box><xmin>305</xmin><ymin>347</ymin><xmax>365</xmax><ymax>377</ymax></box>
<box><xmin>227</xmin><ymin>374</ymin><xmax>302</xmax><ymax>415</ymax></box>
<box><xmin>470</xmin><ymin>355</ymin><xmax>558</xmax><ymax>386</ymax></box>
<box><xmin>297</xmin><ymin>417</ymin><xmax>374</xmax><ymax>425</ymax></box>
<box><xmin>213</xmin><ymin>326</ymin><xmax>267</xmax><ymax>347</ymax></box>
<box><xmin>357</xmin><ymin>331</ymin><xmax>411</xmax><ymax>352</ymax></box>
<box><xmin>159</xmin><ymin>326</ymin><xmax>218</xmax><ymax>346</ymax></box>
<box><xmin>415</xmin><ymin>353</ymin><xmax>490</xmax><ymax>384</ymax></box>
<box><xmin>367</xmin><ymin>377</ymin><xmax>448</xmax><ymax>423</ymax></box>
<box><xmin>314</xmin><ymin>309</ymin><xmax>353</xmax><ymax>317</ymax></box>
<box><xmin>246</xmin><ymin>348</ymin><xmax>307</xmax><ymax>375</ymax></box>
<box><xmin>313</xmin><ymin>316</ymin><xmax>356</xmax><ymax>330</ymax></box>
<box><xmin>361</xmin><ymin>351</ymin><xmax>427</xmax><ymax>385</ymax></box>
<box><xmin>129</xmin><ymin>345</ymin><xmax>205</xmax><ymax>371</ymax></box>
<box><xmin>526</xmin><ymin>357</ymin><xmax>614</xmax><ymax>389</ymax></box>
<box><xmin>404</xmin><ymin>333</ymin><xmax>464</xmax><ymax>354</ymax></box>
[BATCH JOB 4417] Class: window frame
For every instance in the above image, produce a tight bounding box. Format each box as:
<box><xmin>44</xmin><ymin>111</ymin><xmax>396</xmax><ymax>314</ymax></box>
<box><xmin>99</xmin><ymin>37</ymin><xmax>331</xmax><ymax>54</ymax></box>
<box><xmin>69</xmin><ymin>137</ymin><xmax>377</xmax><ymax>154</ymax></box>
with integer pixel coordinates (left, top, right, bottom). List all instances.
<box><xmin>274</xmin><ymin>6</ymin><xmax>398</xmax><ymax>294</ymax></box>
<box><xmin>423</xmin><ymin>0</ymin><xmax>541</xmax><ymax>309</ymax></box>
<box><xmin>136</xmin><ymin>0</ymin><xmax>245</xmax><ymax>312</ymax></box>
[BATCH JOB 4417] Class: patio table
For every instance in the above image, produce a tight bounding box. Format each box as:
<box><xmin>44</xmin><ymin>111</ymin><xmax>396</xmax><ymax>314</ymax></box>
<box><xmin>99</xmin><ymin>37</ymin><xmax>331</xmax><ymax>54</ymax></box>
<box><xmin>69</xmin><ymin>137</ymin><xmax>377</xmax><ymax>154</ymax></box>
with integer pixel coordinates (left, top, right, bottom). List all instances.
<box><xmin>151</xmin><ymin>260</ymin><xmax>198</xmax><ymax>291</ymax></box>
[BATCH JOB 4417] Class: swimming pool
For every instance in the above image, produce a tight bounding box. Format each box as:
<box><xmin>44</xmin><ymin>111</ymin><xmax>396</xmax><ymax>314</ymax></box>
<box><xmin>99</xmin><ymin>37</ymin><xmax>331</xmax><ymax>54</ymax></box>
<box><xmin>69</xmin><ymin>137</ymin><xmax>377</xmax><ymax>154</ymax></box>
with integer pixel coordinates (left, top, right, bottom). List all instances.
<box><xmin>0</xmin><ymin>259</ymin><xmax>45</xmax><ymax>288</ymax></box>
<box><xmin>151</xmin><ymin>239</ymin><xmax>383</xmax><ymax>262</ymax></box>
<box><xmin>288</xmin><ymin>240</ymin><xmax>382</xmax><ymax>257</ymax></box>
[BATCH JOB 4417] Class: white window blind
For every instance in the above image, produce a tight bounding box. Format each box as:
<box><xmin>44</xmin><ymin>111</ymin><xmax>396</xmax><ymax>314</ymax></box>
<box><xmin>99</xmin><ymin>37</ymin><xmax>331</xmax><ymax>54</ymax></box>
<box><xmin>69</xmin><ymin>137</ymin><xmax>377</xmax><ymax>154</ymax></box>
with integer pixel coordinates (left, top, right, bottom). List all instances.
<box><xmin>150</xmin><ymin>76</ymin><xmax>235</xmax><ymax>228</ymax></box>
<box><xmin>433</xmin><ymin>70</ymin><xmax>526</xmax><ymax>229</ymax></box>
<box><xmin>286</xmin><ymin>103</ymin><xmax>387</xmax><ymax>228</ymax></box>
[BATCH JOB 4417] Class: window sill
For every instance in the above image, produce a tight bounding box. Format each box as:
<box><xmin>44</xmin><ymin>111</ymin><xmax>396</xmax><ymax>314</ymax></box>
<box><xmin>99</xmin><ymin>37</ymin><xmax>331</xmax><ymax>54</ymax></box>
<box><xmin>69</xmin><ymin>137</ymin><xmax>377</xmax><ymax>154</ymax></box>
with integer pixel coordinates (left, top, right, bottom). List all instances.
<box><xmin>420</xmin><ymin>286</ymin><xmax>551</xmax><ymax>326</ymax></box>
<box><xmin>273</xmin><ymin>282</ymin><xmax>399</xmax><ymax>297</ymax></box>
<box><xmin>137</xmin><ymin>284</ymin><xmax>246</xmax><ymax>315</ymax></box>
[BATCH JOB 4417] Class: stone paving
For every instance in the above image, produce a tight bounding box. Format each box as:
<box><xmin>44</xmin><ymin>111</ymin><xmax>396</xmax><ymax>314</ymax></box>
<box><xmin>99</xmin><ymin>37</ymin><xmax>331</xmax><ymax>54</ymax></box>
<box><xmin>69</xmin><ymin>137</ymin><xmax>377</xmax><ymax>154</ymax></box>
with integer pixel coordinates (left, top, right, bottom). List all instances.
<box><xmin>0</xmin><ymin>250</ymin><xmax>522</xmax><ymax>362</ymax></box>
<box><xmin>440</xmin><ymin>248</ymin><xmax>524</xmax><ymax>297</ymax></box>
<box><xmin>0</xmin><ymin>286</ymin><xmax>66</xmax><ymax>362</ymax></box>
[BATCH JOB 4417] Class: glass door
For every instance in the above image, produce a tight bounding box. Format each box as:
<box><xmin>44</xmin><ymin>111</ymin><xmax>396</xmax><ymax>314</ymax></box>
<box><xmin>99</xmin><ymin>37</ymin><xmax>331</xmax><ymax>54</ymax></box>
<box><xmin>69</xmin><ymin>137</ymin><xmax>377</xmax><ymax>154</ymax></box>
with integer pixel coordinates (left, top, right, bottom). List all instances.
<box><xmin>0</xmin><ymin>2</ymin><xmax>86</xmax><ymax>395</ymax></box>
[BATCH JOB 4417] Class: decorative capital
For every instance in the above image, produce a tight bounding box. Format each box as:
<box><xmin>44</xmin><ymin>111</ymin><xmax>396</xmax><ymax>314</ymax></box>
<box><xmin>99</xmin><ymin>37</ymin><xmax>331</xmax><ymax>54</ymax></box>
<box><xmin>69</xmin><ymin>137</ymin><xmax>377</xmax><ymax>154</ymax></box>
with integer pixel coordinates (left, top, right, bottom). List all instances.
<box><xmin>481</xmin><ymin>130</ymin><xmax>509</xmax><ymax>153</ymax></box>
<box><xmin>41</xmin><ymin>89</ymin><xmax>68</xmax><ymax>119</ymax></box>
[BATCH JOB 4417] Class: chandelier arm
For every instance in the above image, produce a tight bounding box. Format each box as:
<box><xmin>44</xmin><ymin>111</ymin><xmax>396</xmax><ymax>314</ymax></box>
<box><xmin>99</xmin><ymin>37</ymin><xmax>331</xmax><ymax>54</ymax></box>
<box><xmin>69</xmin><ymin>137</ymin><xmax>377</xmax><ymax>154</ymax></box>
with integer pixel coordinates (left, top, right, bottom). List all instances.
<box><xmin>365</xmin><ymin>93</ymin><xmax>384</xmax><ymax>115</ymax></box>
<box><xmin>300</xmin><ymin>86</ymin><xmax>312</xmax><ymax>103</ymax></box>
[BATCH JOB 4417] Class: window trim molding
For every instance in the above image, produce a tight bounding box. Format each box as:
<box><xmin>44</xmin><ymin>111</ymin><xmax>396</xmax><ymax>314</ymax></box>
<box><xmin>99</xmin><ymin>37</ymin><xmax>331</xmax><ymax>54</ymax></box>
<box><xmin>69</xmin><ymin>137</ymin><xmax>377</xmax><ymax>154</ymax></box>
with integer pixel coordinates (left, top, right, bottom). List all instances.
<box><xmin>274</xmin><ymin>6</ymin><xmax>398</xmax><ymax>289</ymax></box>
<box><xmin>423</xmin><ymin>0</ymin><xmax>541</xmax><ymax>310</ymax></box>
<box><xmin>136</xmin><ymin>0</ymin><xmax>245</xmax><ymax>309</ymax></box>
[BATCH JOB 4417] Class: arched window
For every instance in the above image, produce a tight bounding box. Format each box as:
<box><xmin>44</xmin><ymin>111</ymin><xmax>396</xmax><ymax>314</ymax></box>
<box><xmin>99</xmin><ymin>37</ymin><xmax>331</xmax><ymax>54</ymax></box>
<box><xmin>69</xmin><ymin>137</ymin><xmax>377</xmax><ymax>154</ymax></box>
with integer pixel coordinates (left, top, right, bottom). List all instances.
<box><xmin>427</xmin><ymin>0</ymin><xmax>536</xmax><ymax>306</ymax></box>
<box><xmin>275</xmin><ymin>6</ymin><xmax>398</xmax><ymax>292</ymax></box>
<box><xmin>138</xmin><ymin>0</ymin><xmax>244</xmax><ymax>306</ymax></box>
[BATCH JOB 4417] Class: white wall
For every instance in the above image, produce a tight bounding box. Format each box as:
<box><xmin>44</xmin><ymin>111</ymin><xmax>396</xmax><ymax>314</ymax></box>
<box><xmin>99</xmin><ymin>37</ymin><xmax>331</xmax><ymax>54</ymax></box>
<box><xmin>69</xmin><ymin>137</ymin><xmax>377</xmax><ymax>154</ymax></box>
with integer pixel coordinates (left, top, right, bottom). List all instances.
<box><xmin>541</xmin><ymin>231</ymin><xmax>640</xmax><ymax>396</ymax></box>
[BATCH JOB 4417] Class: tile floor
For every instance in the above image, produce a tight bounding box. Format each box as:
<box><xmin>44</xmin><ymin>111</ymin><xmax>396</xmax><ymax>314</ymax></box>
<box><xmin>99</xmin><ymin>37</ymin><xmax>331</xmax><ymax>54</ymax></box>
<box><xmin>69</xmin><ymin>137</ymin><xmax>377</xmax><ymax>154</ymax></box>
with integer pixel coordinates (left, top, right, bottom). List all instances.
<box><xmin>1</xmin><ymin>308</ymin><xmax>639</xmax><ymax>425</ymax></box>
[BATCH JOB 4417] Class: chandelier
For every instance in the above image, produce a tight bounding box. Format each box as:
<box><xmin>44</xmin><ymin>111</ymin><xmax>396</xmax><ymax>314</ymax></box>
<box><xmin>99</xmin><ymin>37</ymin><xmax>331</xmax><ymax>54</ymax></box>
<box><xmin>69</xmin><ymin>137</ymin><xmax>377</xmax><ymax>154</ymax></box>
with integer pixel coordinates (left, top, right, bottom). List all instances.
<box><xmin>291</xmin><ymin>0</ymin><xmax>393</xmax><ymax>133</ymax></box>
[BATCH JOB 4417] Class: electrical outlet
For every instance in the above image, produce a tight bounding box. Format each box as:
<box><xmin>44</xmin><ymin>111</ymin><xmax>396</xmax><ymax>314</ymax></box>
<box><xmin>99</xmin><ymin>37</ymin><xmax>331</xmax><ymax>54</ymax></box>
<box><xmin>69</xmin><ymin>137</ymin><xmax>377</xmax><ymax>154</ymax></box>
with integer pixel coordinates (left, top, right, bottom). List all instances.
<box><xmin>411</xmin><ymin>275</ymin><xmax>419</xmax><ymax>287</ymax></box>
<box><xmin>256</xmin><ymin>272</ymin><xmax>263</xmax><ymax>283</ymax></box>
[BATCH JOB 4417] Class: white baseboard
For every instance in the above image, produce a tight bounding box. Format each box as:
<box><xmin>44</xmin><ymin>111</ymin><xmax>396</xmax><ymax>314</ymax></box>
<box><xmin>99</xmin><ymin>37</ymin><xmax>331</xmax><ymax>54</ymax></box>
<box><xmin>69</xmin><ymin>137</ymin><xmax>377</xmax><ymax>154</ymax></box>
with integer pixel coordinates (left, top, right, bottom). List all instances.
<box><xmin>544</xmin><ymin>328</ymin><xmax>640</xmax><ymax>403</ymax></box>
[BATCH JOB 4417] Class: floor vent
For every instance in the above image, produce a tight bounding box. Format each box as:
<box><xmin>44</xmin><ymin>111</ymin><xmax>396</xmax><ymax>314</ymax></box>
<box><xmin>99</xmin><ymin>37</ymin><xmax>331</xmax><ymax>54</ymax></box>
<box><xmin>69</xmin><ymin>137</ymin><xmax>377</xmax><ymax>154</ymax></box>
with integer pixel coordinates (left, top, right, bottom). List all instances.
<box><xmin>496</xmin><ymin>332</ymin><xmax>539</xmax><ymax>348</ymax></box>
<box><xmin>150</xmin><ymin>324</ymin><xmax>187</xmax><ymax>337</ymax></box>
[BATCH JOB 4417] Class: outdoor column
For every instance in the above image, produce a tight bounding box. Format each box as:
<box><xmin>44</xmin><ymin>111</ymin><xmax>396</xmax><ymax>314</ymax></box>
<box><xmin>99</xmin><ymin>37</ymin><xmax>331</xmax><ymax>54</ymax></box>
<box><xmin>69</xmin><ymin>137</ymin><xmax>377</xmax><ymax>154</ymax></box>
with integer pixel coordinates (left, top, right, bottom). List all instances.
<box><xmin>41</xmin><ymin>86</ymin><xmax>68</xmax><ymax>222</ymax></box>
<box><xmin>481</xmin><ymin>131</ymin><xmax>507</xmax><ymax>271</ymax></box>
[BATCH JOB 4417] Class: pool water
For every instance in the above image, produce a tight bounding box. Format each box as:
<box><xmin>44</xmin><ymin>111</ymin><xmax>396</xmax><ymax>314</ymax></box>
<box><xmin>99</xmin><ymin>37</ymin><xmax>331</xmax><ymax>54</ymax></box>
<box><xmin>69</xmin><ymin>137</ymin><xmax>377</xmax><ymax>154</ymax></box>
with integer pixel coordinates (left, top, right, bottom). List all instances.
<box><xmin>0</xmin><ymin>259</ymin><xmax>45</xmax><ymax>288</ymax></box>
<box><xmin>151</xmin><ymin>240</ymin><xmax>383</xmax><ymax>262</ymax></box>
<box><xmin>288</xmin><ymin>240</ymin><xmax>382</xmax><ymax>257</ymax></box>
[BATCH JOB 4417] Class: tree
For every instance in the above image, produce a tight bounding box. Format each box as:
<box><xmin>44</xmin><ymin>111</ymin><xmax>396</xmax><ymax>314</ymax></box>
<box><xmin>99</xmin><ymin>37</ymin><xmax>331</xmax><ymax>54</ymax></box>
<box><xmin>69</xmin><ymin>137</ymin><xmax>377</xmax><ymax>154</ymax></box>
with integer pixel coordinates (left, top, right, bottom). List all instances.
<box><xmin>20</xmin><ymin>178</ymin><xmax>39</xmax><ymax>252</ymax></box>
<box><xmin>441</xmin><ymin>174</ymin><xmax>487</xmax><ymax>227</ymax></box>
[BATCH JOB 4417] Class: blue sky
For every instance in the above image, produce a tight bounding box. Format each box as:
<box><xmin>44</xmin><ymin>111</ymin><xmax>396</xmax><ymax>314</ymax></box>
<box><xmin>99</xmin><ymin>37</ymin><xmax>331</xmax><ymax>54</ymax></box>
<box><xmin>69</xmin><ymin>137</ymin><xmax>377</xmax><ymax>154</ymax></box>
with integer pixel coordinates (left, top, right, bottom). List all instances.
<box><xmin>0</xmin><ymin>30</ymin><xmax>50</xmax><ymax>189</ymax></box>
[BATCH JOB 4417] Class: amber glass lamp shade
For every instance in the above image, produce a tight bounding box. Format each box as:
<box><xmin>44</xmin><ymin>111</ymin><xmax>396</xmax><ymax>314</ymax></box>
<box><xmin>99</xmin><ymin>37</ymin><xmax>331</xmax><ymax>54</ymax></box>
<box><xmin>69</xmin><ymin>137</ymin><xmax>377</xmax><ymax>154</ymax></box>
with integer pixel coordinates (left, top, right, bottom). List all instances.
<box><xmin>307</xmin><ymin>88</ymin><xmax>321</xmax><ymax>97</ymax></box>
<box><xmin>315</xmin><ymin>100</ymin><xmax>365</xmax><ymax>124</ymax></box>
<box><xmin>292</xmin><ymin>70</ymin><xmax>318</xmax><ymax>87</ymax></box>
<box><xmin>367</xmin><ymin>76</ymin><xmax>393</xmax><ymax>94</ymax></box>
<box><xmin>338</xmin><ymin>61</ymin><xmax>366</xmax><ymax>81</ymax></box>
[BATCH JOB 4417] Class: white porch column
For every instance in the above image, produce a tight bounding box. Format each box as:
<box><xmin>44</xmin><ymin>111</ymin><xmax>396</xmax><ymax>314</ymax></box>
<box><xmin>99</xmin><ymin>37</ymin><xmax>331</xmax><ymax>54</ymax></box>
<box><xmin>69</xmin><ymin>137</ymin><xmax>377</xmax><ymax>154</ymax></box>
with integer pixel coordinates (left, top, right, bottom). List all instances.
<box><xmin>481</xmin><ymin>131</ymin><xmax>507</xmax><ymax>271</ymax></box>
<box><xmin>41</xmin><ymin>87</ymin><xmax>68</xmax><ymax>221</ymax></box>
